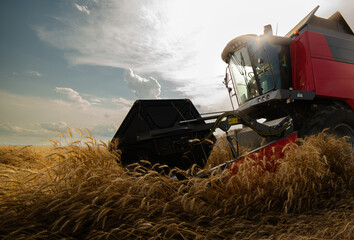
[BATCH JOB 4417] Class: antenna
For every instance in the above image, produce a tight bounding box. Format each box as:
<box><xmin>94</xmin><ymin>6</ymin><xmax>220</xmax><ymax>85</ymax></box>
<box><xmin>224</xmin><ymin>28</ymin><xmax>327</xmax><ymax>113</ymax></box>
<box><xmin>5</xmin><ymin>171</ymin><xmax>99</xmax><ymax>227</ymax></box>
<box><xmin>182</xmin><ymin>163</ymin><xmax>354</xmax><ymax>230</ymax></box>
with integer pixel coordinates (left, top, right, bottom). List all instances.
<box><xmin>276</xmin><ymin>23</ymin><xmax>278</xmax><ymax>36</ymax></box>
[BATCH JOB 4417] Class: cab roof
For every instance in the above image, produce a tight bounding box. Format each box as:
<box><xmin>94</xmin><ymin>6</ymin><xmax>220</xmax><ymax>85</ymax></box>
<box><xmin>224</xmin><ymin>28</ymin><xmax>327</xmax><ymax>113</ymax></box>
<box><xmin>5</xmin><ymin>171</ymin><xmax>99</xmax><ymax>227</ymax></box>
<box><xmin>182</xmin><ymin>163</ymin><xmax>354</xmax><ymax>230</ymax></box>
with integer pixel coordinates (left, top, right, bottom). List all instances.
<box><xmin>221</xmin><ymin>34</ymin><xmax>291</xmax><ymax>64</ymax></box>
<box><xmin>221</xmin><ymin>6</ymin><xmax>353</xmax><ymax>64</ymax></box>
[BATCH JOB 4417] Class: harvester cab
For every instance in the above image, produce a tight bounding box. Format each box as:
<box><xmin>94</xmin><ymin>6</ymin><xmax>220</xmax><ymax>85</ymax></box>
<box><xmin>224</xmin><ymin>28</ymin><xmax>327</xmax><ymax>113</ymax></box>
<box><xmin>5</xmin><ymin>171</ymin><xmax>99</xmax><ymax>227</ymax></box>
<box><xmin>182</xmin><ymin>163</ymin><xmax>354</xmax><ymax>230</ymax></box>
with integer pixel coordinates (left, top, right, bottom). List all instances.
<box><xmin>222</xmin><ymin>31</ymin><xmax>292</xmax><ymax>111</ymax></box>
<box><xmin>221</xmin><ymin>5</ymin><xmax>354</xmax><ymax>147</ymax></box>
<box><xmin>111</xmin><ymin>6</ymin><xmax>354</xmax><ymax>173</ymax></box>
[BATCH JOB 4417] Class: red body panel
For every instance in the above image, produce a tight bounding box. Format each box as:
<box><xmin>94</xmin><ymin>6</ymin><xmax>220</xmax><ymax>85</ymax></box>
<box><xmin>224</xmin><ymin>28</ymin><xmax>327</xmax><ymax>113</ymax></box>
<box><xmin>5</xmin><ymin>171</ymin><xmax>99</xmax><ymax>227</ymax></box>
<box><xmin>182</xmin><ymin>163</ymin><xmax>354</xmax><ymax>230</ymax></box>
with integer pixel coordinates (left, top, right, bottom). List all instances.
<box><xmin>346</xmin><ymin>99</ymin><xmax>354</xmax><ymax>109</ymax></box>
<box><xmin>308</xmin><ymin>32</ymin><xmax>333</xmax><ymax>60</ymax></box>
<box><xmin>290</xmin><ymin>31</ymin><xmax>316</xmax><ymax>91</ymax></box>
<box><xmin>227</xmin><ymin>133</ymin><xmax>297</xmax><ymax>175</ymax></box>
<box><xmin>290</xmin><ymin>31</ymin><xmax>354</xmax><ymax>107</ymax></box>
<box><xmin>312</xmin><ymin>58</ymin><xmax>354</xmax><ymax>99</ymax></box>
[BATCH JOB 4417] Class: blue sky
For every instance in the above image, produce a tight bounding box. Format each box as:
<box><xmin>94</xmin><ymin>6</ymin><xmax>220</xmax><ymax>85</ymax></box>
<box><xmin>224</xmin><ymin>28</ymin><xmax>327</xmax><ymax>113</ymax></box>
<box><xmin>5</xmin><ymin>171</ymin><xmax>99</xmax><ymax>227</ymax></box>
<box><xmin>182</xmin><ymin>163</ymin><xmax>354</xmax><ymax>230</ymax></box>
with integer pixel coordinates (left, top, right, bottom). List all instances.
<box><xmin>1</xmin><ymin>0</ymin><xmax>353</xmax><ymax>145</ymax></box>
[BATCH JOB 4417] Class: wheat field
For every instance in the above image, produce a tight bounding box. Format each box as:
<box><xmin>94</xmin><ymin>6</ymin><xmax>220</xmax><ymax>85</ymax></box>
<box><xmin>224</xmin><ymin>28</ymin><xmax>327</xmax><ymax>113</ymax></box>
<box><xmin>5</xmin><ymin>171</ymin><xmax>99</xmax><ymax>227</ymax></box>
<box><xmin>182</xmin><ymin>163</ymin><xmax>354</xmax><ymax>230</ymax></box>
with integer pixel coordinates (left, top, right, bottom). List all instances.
<box><xmin>0</xmin><ymin>131</ymin><xmax>353</xmax><ymax>239</ymax></box>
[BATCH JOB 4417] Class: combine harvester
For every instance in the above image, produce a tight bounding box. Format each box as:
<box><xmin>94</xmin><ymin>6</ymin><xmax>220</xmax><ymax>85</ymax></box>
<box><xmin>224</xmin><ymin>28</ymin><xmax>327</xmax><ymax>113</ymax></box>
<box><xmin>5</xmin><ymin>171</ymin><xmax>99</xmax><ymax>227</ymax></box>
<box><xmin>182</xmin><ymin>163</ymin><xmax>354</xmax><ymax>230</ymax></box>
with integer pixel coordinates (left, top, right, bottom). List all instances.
<box><xmin>111</xmin><ymin>6</ymin><xmax>354</xmax><ymax>174</ymax></box>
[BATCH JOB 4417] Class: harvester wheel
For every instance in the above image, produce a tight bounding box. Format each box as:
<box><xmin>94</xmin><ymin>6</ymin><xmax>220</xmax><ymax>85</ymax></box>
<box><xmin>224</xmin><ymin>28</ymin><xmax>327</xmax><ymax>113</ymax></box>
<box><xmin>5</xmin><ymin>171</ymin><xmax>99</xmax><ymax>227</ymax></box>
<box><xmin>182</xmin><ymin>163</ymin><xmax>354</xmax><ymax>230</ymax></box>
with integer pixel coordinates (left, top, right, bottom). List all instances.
<box><xmin>302</xmin><ymin>104</ymin><xmax>354</xmax><ymax>150</ymax></box>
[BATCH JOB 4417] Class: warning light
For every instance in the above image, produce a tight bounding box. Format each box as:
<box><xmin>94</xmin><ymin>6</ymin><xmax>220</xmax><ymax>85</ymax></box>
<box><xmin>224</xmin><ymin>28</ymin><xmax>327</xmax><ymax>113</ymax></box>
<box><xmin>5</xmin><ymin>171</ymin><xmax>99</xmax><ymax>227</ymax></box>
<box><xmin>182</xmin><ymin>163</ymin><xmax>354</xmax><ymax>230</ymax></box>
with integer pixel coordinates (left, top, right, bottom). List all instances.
<box><xmin>294</xmin><ymin>30</ymin><xmax>299</xmax><ymax>35</ymax></box>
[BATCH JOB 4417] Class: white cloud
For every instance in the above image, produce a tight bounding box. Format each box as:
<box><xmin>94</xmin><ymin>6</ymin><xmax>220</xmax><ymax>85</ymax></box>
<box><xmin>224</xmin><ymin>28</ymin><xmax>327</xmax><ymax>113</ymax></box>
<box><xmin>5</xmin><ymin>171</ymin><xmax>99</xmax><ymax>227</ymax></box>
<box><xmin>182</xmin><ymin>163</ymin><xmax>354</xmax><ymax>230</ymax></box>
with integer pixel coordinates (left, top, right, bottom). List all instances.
<box><xmin>112</xmin><ymin>97</ymin><xmax>133</xmax><ymax>108</ymax></box>
<box><xmin>124</xmin><ymin>69</ymin><xmax>161</xmax><ymax>99</ymax></box>
<box><xmin>36</xmin><ymin>121</ymin><xmax>68</xmax><ymax>132</ymax></box>
<box><xmin>0</xmin><ymin>90</ymin><xmax>129</xmax><ymax>145</ymax></box>
<box><xmin>0</xmin><ymin>123</ymin><xmax>36</xmax><ymax>134</ymax></box>
<box><xmin>90</xmin><ymin>124</ymin><xmax>117</xmax><ymax>138</ymax></box>
<box><xmin>0</xmin><ymin>120</ymin><xmax>115</xmax><ymax>145</ymax></box>
<box><xmin>74</xmin><ymin>3</ymin><xmax>90</xmax><ymax>15</ymax></box>
<box><xmin>29</xmin><ymin>70</ymin><xmax>42</xmax><ymax>77</ymax></box>
<box><xmin>55</xmin><ymin>87</ymin><xmax>91</xmax><ymax>107</ymax></box>
<box><xmin>0</xmin><ymin>121</ymin><xmax>69</xmax><ymax>145</ymax></box>
<box><xmin>34</xmin><ymin>0</ymin><xmax>221</xmax><ymax>105</ymax></box>
<box><xmin>90</xmin><ymin>98</ymin><xmax>104</xmax><ymax>104</ymax></box>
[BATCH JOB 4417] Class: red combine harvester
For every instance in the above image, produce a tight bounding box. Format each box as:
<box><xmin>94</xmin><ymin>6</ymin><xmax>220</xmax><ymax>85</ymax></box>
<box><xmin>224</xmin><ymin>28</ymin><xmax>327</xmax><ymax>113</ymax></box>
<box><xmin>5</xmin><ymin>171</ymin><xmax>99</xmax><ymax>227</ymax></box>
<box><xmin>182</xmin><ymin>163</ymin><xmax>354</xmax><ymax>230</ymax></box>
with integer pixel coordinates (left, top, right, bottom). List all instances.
<box><xmin>111</xmin><ymin>6</ymin><xmax>354</xmax><ymax>174</ymax></box>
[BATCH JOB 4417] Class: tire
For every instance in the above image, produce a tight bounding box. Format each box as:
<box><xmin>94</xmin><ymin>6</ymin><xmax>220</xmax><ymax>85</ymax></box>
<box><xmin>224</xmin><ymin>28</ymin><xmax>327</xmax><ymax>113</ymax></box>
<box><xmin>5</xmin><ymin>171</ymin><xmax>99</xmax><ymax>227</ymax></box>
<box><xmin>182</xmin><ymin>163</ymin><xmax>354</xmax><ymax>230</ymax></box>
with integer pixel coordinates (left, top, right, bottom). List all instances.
<box><xmin>300</xmin><ymin>104</ymin><xmax>354</xmax><ymax>150</ymax></box>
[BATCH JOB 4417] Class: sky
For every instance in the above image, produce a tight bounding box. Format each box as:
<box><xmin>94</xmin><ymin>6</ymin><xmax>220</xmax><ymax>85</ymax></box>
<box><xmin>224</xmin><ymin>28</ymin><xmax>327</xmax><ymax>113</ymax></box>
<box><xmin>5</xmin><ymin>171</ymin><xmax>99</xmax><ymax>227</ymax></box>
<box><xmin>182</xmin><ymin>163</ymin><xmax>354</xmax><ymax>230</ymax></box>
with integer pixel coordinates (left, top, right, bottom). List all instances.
<box><xmin>1</xmin><ymin>0</ymin><xmax>353</xmax><ymax>145</ymax></box>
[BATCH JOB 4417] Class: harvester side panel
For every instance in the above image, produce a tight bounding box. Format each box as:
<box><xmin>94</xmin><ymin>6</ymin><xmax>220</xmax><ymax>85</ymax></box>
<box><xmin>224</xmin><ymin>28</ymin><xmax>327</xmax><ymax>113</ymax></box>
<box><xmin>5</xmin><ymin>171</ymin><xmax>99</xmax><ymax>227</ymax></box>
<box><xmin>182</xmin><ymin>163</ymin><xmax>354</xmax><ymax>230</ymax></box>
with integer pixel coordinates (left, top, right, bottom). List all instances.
<box><xmin>313</xmin><ymin>58</ymin><xmax>354</xmax><ymax>100</ymax></box>
<box><xmin>312</xmin><ymin>32</ymin><xmax>354</xmax><ymax>101</ymax></box>
<box><xmin>291</xmin><ymin>30</ymin><xmax>354</xmax><ymax>104</ymax></box>
<box><xmin>308</xmin><ymin>32</ymin><xmax>334</xmax><ymax>60</ymax></box>
<box><xmin>290</xmin><ymin>31</ymin><xmax>316</xmax><ymax>91</ymax></box>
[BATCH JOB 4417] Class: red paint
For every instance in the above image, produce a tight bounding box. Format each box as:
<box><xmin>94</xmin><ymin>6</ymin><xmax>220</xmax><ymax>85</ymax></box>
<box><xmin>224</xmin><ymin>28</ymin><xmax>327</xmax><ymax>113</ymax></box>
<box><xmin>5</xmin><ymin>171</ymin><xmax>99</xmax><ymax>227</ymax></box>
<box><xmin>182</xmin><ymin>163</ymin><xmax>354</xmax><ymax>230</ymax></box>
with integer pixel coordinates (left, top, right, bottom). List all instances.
<box><xmin>346</xmin><ymin>99</ymin><xmax>354</xmax><ymax>110</ymax></box>
<box><xmin>290</xmin><ymin>30</ymin><xmax>354</xmax><ymax>104</ymax></box>
<box><xmin>308</xmin><ymin>32</ymin><xmax>334</xmax><ymax>60</ymax></box>
<box><xmin>227</xmin><ymin>132</ymin><xmax>298</xmax><ymax>175</ymax></box>
<box><xmin>290</xmin><ymin>32</ymin><xmax>315</xmax><ymax>91</ymax></box>
<box><xmin>312</xmin><ymin>58</ymin><xmax>354</xmax><ymax>99</ymax></box>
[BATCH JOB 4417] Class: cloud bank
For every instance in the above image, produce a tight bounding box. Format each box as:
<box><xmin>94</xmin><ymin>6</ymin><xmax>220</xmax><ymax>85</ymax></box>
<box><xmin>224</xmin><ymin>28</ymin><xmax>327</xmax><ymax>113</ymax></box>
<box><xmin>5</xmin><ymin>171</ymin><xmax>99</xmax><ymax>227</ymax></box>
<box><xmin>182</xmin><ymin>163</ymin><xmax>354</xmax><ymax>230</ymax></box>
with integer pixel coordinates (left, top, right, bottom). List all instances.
<box><xmin>112</xmin><ymin>97</ymin><xmax>133</xmax><ymax>108</ymax></box>
<box><xmin>55</xmin><ymin>87</ymin><xmax>91</xmax><ymax>107</ymax></box>
<box><xmin>125</xmin><ymin>69</ymin><xmax>161</xmax><ymax>99</ymax></box>
<box><xmin>74</xmin><ymin>3</ymin><xmax>90</xmax><ymax>15</ymax></box>
<box><xmin>29</xmin><ymin>70</ymin><xmax>42</xmax><ymax>77</ymax></box>
<box><xmin>34</xmin><ymin>0</ymin><xmax>228</xmax><ymax>108</ymax></box>
<box><xmin>0</xmin><ymin>89</ymin><xmax>128</xmax><ymax>145</ymax></box>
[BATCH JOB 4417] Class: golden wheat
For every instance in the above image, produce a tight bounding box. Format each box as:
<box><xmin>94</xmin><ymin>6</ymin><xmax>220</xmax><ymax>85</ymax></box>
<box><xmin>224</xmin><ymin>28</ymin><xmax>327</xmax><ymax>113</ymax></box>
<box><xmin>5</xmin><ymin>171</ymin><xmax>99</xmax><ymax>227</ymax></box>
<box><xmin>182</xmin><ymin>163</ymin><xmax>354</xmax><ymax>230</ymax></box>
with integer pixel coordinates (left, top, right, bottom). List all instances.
<box><xmin>0</xmin><ymin>132</ymin><xmax>353</xmax><ymax>239</ymax></box>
